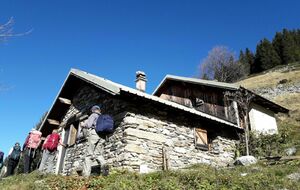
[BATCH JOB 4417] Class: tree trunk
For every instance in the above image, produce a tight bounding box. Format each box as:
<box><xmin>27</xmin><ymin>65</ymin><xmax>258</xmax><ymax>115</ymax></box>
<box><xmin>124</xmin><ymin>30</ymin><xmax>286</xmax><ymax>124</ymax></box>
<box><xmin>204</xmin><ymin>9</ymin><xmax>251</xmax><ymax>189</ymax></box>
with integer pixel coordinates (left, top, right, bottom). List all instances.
<box><xmin>244</xmin><ymin>114</ymin><xmax>250</xmax><ymax>156</ymax></box>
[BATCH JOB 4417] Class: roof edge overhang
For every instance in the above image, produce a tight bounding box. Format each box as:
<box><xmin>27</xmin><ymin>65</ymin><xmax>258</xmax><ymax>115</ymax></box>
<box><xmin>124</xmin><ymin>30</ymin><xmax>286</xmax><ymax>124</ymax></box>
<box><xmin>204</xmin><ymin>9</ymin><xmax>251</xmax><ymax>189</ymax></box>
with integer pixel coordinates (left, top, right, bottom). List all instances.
<box><xmin>39</xmin><ymin>68</ymin><xmax>121</xmax><ymax>134</ymax></box>
<box><xmin>40</xmin><ymin>69</ymin><xmax>242</xmax><ymax>135</ymax></box>
<box><xmin>240</xmin><ymin>87</ymin><xmax>289</xmax><ymax>113</ymax></box>
<box><xmin>39</xmin><ymin>70</ymin><xmax>73</xmax><ymax>133</ymax></box>
<box><xmin>70</xmin><ymin>69</ymin><xmax>120</xmax><ymax>95</ymax></box>
<box><xmin>153</xmin><ymin>75</ymin><xmax>239</xmax><ymax>96</ymax></box>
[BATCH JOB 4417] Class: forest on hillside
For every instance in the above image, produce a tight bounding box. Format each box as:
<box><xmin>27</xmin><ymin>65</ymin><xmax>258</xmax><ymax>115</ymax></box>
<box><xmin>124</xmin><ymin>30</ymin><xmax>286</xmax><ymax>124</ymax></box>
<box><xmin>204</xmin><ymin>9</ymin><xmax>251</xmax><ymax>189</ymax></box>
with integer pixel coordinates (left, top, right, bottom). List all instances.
<box><xmin>239</xmin><ymin>29</ymin><xmax>300</xmax><ymax>74</ymax></box>
<box><xmin>200</xmin><ymin>29</ymin><xmax>300</xmax><ymax>83</ymax></box>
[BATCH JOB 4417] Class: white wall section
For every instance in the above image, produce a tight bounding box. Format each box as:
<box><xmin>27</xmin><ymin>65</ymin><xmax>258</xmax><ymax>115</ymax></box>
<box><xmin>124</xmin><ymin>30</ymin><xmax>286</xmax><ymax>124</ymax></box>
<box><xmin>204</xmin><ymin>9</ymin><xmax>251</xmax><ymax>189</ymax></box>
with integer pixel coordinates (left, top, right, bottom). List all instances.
<box><xmin>249</xmin><ymin>103</ymin><xmax>278</xmax><ymax>135</ymax></box>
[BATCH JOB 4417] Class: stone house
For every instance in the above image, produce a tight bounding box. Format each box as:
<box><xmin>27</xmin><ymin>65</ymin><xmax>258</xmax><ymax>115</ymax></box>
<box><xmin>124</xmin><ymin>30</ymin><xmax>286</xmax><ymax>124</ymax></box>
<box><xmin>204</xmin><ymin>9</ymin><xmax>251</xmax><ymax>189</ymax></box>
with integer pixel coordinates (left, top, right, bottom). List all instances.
<box><xmin>38</xmin><ymin>69</ymin><xmax>287</xmax><ymax>176</ymax></box>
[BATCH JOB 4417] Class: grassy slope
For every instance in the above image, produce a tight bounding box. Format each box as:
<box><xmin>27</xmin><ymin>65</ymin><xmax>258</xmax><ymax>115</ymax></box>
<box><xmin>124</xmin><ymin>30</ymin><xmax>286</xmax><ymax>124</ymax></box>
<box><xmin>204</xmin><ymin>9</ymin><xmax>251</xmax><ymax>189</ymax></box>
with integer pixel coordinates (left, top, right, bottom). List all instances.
<box><xmin>237</xmin><ymin>63</ymin><xmax>300</xmax><ymax>154</ymax></box>
<box><xmin>1</xmin><ymin>63</ymin><xmax>300</xmax><ymax>190</ymax></box>
<box><xmin>1</xmin><ymin>162</ymin><xmax>300</xmax><ymax>190</ymax></box>
<box><xmin>237</xmin><ymin>63</ymin><xmax>300</xmax><ymax>90</ymax></box>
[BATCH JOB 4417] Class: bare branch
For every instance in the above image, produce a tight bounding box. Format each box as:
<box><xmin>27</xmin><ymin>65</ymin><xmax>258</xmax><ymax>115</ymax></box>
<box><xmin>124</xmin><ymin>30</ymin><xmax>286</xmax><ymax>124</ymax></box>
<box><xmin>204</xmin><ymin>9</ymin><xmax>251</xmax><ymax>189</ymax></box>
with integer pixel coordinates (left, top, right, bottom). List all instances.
<box><xmin>199</xmin><ymin>46</ymin><xmax>247</xmax><ymax>82</ymax></box>
<box><xmin>224</xmin><ymin>88</ymin><xmax>255</xmax><ymax>156</ymax></box>
<box><xmin>0</xmin><ymin>17</ymin><xmax>32</xmax><ymax>41</ymax></box>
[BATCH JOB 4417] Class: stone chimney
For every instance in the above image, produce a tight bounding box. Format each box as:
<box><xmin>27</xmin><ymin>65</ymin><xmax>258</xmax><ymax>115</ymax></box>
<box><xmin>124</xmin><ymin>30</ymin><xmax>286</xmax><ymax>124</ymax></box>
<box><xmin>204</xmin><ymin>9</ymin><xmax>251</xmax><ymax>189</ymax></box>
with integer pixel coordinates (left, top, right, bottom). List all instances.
<box><xmin>135</xmin><ymin>71</ymin><xmax>147</xmax><ymax>92</ymax></box>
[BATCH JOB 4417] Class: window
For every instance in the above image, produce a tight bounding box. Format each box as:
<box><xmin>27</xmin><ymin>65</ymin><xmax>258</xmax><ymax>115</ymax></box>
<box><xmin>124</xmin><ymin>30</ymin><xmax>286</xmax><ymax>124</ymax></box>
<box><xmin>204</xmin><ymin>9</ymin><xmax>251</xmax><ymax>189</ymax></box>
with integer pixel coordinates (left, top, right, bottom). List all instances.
<box><xmin>68</xmin><ymin>124</ymin><xmax>78</xmax><ymax>146</ymax></box>
<box><xmin>66</xmin><ymin>121</ymin><xmax>79</xmax><ymax>146</ymax></box>
<box><xmin>194</xmin><ymin>128</ymin><xmax>209</xmax><ymax>151</ymax></box>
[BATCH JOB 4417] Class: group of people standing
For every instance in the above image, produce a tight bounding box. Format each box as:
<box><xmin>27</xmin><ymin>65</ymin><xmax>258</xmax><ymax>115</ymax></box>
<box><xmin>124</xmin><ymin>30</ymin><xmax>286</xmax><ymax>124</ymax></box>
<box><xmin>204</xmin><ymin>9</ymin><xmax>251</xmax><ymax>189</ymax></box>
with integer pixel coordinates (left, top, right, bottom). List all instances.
<box><xmin>0</xmin><ymin>104</ymin><xmax>109</xmax><ymax>177</ymax></box>
<box><xmin>0</xmin><ymin>128</ymin><xmax>64</xmax><ymax>177</ymax></box>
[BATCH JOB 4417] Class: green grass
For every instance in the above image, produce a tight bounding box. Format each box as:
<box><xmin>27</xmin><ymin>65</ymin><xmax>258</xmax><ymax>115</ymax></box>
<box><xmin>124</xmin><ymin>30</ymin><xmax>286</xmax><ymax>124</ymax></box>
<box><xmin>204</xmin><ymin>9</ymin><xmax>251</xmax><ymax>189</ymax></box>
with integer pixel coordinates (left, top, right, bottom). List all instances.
<box><xmin>1</xmin><ymin>162</ymin><xmax>300</xmax><ymax>190</ymax></box>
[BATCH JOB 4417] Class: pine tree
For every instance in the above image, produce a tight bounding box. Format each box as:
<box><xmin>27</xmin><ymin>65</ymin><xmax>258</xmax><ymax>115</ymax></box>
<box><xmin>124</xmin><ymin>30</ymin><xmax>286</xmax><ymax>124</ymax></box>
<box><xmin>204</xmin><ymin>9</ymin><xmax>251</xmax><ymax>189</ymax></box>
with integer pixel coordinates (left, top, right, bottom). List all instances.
<box><xmin>239</xmin><ymin>48</ymin><xmax>254</xmax><ymax>75</ymax></box>
<box><xmin>245</xmin><ymin>48</ymin><xmax>255</xmax><ymax>74</ymax></box>
<box><xmin>281</xmin><ymin>29</ymin><xmax>298</xmax><ymax>64</ymax></box>
<box><xmin>255</xmin><ymin>39</ymin><xmax>281</xmax><ymax>72</ymax></box>
<box><xmin>272</xmin><ymin>31</ymin><xmax>284</xmax><ymax>64</ymax></box>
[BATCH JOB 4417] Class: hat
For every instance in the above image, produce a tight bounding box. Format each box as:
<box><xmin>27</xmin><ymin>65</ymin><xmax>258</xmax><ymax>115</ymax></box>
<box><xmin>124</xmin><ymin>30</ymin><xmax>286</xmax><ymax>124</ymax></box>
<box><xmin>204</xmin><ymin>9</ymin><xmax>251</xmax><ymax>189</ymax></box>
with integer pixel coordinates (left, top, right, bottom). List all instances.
<box><xmin>91</xmin><ymin>105</ymin><xmax>101</xmax><ymax>112</ymax></box>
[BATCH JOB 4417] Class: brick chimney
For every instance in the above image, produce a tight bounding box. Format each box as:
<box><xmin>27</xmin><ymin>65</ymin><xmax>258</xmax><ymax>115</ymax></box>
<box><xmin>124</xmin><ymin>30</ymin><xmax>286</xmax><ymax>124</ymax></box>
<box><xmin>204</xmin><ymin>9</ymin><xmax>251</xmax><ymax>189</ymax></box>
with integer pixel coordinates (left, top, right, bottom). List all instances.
<box><xmin>135</xmin><ymin>71</ymin><xmax>147</xmax><ymax>92</ymax></box>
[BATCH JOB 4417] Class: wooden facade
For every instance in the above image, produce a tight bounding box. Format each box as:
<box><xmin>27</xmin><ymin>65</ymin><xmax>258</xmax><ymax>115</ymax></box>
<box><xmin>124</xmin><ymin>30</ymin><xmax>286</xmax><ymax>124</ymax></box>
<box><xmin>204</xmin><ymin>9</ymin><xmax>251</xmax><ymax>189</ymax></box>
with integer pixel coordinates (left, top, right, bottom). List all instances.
<box><xmin>157</xmin><ymin>81</ymin><xmax>237</xmax><ymax>124</ymax></box>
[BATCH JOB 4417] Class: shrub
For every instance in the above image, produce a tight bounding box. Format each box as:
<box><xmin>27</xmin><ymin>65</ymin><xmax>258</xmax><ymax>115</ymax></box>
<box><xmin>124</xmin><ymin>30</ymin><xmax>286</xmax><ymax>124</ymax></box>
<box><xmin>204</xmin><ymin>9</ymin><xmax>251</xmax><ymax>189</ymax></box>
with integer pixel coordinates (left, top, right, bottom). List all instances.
<box><xmin>237</xmin><ymin>129</ymin><xmax>288</xmax><ymax>158</ymax></box>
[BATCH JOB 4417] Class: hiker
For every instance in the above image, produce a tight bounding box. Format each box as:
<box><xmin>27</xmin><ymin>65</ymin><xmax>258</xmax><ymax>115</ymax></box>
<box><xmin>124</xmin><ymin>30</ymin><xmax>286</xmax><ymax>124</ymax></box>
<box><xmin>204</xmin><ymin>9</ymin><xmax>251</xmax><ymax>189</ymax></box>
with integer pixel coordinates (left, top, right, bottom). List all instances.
<box><xmin>0</xmin><ymin>157</ymin><xmax>7</xmax><ymax>178</ymax></box>
<box><xmin>79</xmin><ymin>105</ymin><xmax>103</xmax><ymax>156</ymax></box>
<box><xmin>77</xmin><ymin>105</ymin><xmax>101</xmax><ymax>142</ymax></box>
<box><xmin>39</xmin><ymin>129</ymin><xmax>65</xmax><ymax>173</ymax></box>
<box><xmin>23</xmin><ymin>129</ymin><xmax>42</xmax><ymax>173</ymax></box>
<box><xmin>0</xmin><ymin>150</ymin><xmax>4</xmax><ymax>170</ymax></box>
<box><xmin>6</xmin><ymin>142</ymin><xmax>21</xmax><ymax>176</ymax></box>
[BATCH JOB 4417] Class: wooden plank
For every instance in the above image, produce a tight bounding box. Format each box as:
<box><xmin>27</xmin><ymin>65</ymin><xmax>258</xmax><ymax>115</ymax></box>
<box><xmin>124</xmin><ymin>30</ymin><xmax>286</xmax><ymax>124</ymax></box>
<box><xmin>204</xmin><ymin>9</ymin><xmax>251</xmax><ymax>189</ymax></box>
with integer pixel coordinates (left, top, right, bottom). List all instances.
<box><xmin>59</xmin><ymin>97</ymin><xmax>72</xmax><ymax>105</ymax></box>
<box><xmin>195</xmin><ymin>128</ymin><xmax>208</xmax><ymax>145</ymax></box>
<box><xmin>68</xmin><ymin>124</ymin><xmax>77</xmax><ymax>146</ymax></box>
<box><xmin>47</xmin><ymin>119</ymin><xmax>60</xmax><ymax>126</ymax></box>
<box><xmin>280</xmin><ymin>156</ymin><xmax>300</xmax><ymax>160</ymax></box>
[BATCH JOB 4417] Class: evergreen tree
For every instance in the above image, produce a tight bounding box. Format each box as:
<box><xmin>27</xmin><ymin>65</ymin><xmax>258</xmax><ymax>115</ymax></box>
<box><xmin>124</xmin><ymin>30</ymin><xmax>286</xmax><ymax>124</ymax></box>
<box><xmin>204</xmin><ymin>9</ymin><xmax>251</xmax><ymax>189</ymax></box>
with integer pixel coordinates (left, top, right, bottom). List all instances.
<box><xmin>281</xmin><ymin>29</ymin><xmax>298</xmax><ymax>64</ymax></box>
<box><xmin>245</xmin><ymin>48</ymin><xmax>255</xmax><ymax>74</ymax></box>
<box><xmin>239</xmin><ymin>50</ymin><xmax>246</xmax><ymax>63</ymax></box>
<box><xmin>272</xmin><ymin>31</ymin><xmax>284</xmax><ymax>64</ymax></box>
<box><xmin>254</xmin><ymin>39</ymin><xmax>281</xmax><ymax>72</ymax></box>
<box><xmin>239</xmin><ymin>48</ymin><xmax>254</xmax><ymax>75</ymax></box>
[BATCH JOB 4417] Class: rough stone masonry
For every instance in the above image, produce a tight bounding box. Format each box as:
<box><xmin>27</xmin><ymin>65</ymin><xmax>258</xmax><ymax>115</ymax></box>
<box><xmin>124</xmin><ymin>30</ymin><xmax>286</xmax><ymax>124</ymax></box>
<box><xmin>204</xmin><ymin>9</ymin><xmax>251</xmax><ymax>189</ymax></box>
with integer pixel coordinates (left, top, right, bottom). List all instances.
<box><xmin>46</xmin><ymin>84</ymin><xmax>238</xmax><ymax>176</ymax></box>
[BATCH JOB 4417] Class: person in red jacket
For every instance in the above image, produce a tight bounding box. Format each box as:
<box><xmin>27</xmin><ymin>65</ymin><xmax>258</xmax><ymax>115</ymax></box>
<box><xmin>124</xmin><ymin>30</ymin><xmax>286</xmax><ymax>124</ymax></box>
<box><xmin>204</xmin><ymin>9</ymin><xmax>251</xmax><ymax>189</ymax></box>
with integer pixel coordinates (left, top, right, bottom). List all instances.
<box><xmin>38</xmin><ymin>129</ymin><xmax>65</xmax><ymax>173</ymax></box>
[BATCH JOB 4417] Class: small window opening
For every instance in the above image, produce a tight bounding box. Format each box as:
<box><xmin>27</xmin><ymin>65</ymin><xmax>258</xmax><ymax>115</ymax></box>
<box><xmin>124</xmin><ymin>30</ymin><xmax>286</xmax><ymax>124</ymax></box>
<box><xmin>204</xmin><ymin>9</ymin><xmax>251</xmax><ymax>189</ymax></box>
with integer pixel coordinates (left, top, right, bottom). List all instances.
<box><xmin>195</xmin><ymin>128</ymin><xmax>209</xmax><ymax>151</ymax></box>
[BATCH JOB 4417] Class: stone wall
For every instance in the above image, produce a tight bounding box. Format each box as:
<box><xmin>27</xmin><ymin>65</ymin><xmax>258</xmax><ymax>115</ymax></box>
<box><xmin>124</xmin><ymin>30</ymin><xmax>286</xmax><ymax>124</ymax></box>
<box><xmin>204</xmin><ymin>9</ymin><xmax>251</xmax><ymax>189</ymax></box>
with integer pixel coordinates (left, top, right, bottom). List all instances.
<box><xmin>44</xmin><ymin>84</ymin><xmax>238</xmax><ymax>175</ymax></box>
<box><xmin>45</xmin><ymin>85</ymin><xmax>129</xmax><ymax>175</ymax></box>
<box><xmin>120</xmin><ymin>112</ymin><xmax>237</xmax><ymax>172</ymax></box>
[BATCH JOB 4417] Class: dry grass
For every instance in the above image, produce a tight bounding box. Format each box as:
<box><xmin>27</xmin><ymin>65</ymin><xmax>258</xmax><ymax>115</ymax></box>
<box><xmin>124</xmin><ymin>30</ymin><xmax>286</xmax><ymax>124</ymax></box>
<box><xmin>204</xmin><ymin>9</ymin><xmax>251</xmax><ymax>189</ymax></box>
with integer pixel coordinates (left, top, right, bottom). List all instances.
<box><xmin>236</xmin><ymin>63</ymin><xmax>300</xmax><ymax>90</ymax></box>
<box><xmin>274</xmin><ymin>93</ymin><xmax>300</xmax><ymax>111</ymax></box>
<box><xmin>237</xmin><ymin>70</ymin><xmax>300</xmax><ymax>90</ymax></box>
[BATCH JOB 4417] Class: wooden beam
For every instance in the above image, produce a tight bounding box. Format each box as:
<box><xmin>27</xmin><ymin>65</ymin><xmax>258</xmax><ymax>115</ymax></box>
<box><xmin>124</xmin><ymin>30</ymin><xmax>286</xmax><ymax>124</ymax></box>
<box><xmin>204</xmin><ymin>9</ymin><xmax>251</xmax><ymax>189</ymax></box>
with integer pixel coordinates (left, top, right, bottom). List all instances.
<box><xmin>47</xmin><ymin>119</ymin><xmax>60</xmax><ymax>126</ymax></box>
<box><xmin>58</xmin><ymin>97</ymin><xmax>72</xmax><ymax>105</ymax></box>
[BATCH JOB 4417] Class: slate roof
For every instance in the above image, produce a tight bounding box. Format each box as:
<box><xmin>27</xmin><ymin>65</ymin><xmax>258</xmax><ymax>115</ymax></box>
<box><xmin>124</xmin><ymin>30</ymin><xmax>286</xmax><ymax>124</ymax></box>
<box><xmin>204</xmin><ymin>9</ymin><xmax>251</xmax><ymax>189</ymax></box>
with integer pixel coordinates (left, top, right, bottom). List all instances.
<box><xmin>153</xmin><ymin>75</ymin><xmax>239</xmax><ymax>95</ymax></box>
<box><xmin>39</xmin><ymin>69</ymin><xmax>240</xmax><ymax>135</ymax></box>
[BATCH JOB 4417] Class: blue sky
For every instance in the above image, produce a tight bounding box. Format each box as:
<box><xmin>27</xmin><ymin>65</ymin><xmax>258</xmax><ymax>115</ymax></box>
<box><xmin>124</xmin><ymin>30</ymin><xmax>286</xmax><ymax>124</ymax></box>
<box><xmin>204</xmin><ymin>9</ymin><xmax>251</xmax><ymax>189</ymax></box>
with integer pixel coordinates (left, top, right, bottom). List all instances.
<box><xmin>0</xmin><ymin>0</ymin><xmax>299</xmax><ymax>155</ymax></box>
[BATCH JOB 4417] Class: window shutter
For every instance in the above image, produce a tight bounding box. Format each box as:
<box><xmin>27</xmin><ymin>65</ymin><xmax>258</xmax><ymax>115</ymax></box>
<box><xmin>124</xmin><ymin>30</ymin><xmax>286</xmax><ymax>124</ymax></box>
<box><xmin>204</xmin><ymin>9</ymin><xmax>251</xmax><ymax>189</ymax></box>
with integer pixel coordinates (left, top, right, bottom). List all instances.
<box><xmin>195</xmin><ymin>128</ymin><xmax>208</xmax><ymax>150</ymax></box>
<box><xmin>68</xmin><ymin>124</ymin><xmax>77</xmax><ymax>146</ymax></box>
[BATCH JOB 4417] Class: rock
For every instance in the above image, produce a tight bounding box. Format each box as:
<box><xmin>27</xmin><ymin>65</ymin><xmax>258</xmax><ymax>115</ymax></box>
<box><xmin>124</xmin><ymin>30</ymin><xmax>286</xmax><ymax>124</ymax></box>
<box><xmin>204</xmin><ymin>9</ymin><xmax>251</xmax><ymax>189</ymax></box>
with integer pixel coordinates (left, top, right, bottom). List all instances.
<box><xmin>124</xmin><ymin>144</ymin><xmax>146</xmax><ymax>154</ymax></box>
<box><xmin>285</xmin><ymin>147</ymin><xmax>297</xmax><ymax>156</ymax></box>
<box><xmin>278</xmin><ymin>79</ymin><xmax>289</xmax><ymax>84</ymax></box>
<box><xmin>174</xmin><ymin>147</ymin><xmax>187</xmax><ymax>154</ymax></box>
<box><xmin>287</xmin><ymin>172</ymin><xmax>300</xmax><ymax>181</ymax></box>
<box><xmin>124</xmin><ymin>128</ymin><xmax>166</xmax><ymax>143</ymax></box>
<box><xmin>234</xmin><ymin>156</ymin><xmax>257</xmax><ymax>166</ymax></box>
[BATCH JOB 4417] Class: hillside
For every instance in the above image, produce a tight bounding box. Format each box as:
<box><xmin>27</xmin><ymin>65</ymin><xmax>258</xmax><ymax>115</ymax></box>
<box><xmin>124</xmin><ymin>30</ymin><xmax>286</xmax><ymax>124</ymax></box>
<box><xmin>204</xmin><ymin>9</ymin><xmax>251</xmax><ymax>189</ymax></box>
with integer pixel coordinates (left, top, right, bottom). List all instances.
<box><xmin>237</xmin><ymin>63</ymin><xmax>300</xmax><ymax>119</ymax></box>
<box><xmin>237</xmin><ymin>63</ymin><xmax>300</xmax><ymax>154</ymax></box>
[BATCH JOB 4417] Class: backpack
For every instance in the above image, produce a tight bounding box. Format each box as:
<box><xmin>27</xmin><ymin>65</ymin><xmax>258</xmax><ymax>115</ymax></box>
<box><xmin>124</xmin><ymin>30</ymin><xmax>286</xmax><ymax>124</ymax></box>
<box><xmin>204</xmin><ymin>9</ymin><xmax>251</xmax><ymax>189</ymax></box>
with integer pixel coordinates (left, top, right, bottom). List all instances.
<box><xmin>95</xmin><ymin>114</ymin><xmax>114</xmax><ymax>134</ymax></box>
<box><xmin>44</xmin><ymin>133</ymin><xmax>60</xmax><ymax>152</ymax></box>
<box><xmin>10</xmin><ymin>145</ymin><xmax>21</xmax><ymax>161</ymax></box>
<box><xmin>27</xmin><ymin>130</ymin><xmax>42</xmax><ymax>149</ymax></box>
